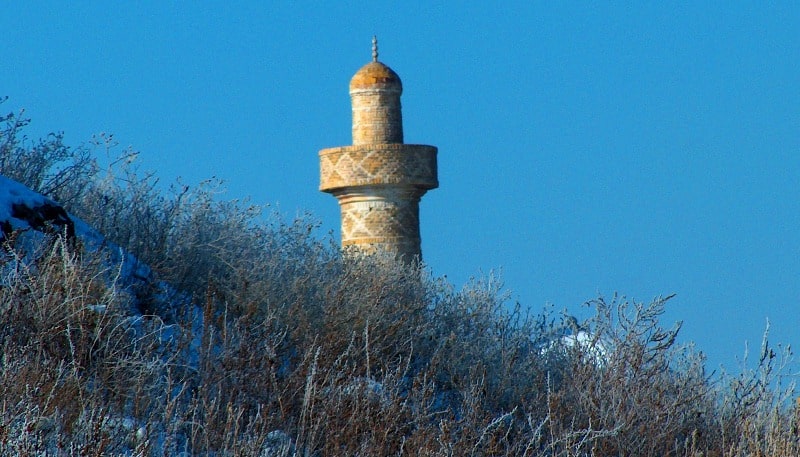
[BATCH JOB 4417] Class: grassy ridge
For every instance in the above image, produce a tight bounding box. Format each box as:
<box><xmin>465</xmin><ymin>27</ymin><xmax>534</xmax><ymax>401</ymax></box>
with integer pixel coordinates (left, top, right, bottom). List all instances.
<box><xmin>1</xmin><ymin>103</ymin><xmax>798</xmax><ymax>456</ymax></box>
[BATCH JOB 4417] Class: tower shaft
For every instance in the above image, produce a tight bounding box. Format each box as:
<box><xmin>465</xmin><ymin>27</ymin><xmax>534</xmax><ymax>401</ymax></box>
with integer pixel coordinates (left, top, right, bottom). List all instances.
<box><xmin>337</xmin><ymin>187</ymin><xmax>421</xmax><ymax>258</ymax></box>
<box><xmin>351</xmin><ymin>87</ymin><xmax>403</xmax><ymax>144</ymax></box>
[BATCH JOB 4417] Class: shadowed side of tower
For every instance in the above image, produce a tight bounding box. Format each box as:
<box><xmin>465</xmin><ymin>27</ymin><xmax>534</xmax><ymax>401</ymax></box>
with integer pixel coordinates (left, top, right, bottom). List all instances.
<box><xmin>319</xmin><ymin>38</ymin><xmax>438</xmax><ymax>262</ymax></box>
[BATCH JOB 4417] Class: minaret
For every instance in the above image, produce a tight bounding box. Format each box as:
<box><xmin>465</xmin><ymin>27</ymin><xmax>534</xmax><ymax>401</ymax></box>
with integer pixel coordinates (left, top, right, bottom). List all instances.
<box><xmin>320</xmin><ymin>37</ymin><xmax>438</xmax><ymax>262</ymax></box>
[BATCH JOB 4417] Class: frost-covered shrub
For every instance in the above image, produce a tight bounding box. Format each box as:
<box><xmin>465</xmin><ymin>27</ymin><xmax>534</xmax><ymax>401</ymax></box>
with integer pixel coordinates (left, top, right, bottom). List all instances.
<box><xmin>0</xmin><ymin>99</ymin><xmax>96</xmax><ymax>207</ymax></box>
<box><xmin>0</xmin><ymin>236</ymin><xmax>169</xmax><ymax>455</ymax></box>
<box><xmin>2</xmin><ymin>100</ymin><xmax>800</xmax><ymax>456</ymax></box>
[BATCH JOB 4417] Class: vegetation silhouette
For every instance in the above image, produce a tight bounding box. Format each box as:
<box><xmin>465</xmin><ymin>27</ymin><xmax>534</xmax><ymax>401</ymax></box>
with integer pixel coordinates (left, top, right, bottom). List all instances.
<box><xmin>0</xmin><ymin>100</ymin><xmax>798</xmax><ymax>455</ymax></box>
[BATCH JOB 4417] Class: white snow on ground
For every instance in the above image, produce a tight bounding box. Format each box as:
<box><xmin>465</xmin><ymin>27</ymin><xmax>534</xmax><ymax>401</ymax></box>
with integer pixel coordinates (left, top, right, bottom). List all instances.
<box><xmin>539</xmin><ymin>316</ymin><xmax>611</xmax><ymax>366</ymax></box>
<box><xmin>0</xmin><ymin>174</ymin><xmax>152</xmax><ymax>285</ymax></box>
<box><xmin>560</xmin><ymin>329</ymin><xmax>609</xmax><ymax>364</ymax></box>
<box><xmin>0</xmin><ymin>175</ymin><xmax>54</xmax><ymax>230</ymax></box>
<box><xmin>72</xmin><ymin>213</ymin><xmax>154</xmax><ymax>284</ymax></box>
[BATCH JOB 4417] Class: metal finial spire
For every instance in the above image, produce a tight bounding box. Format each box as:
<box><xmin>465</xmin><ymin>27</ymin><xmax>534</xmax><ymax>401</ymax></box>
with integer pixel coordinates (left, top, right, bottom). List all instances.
<box><xmin>372</xmin><ymin>36</ymin><xmax>378</xmax><ymax>62</ymax></box>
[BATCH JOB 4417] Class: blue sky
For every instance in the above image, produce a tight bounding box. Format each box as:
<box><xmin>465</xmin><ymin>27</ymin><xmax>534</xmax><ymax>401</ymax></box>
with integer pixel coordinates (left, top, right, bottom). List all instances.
<box><xmin>4</xmin><ymin>2</ymin><xmax>799</xmax><ymax>372</ymax></box>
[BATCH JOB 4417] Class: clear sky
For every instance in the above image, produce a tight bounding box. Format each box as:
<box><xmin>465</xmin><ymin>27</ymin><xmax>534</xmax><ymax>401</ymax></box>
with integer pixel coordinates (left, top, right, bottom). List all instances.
<box><xmin>3</xmin><ymin>2</ymin><xmax>799</xmax><ymax>373</ymax></box>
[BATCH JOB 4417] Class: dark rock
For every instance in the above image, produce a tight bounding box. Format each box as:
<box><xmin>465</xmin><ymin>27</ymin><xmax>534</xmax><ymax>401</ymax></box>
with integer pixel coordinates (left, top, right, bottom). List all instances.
<box><xmin>9</xmin><ymin>201</ymin><xmax>75</xmax><ymax>240</ymax></box>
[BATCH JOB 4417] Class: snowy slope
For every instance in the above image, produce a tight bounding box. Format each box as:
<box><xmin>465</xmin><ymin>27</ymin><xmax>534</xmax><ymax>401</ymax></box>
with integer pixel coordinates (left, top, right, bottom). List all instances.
<box><xmin>0</xmin><ymin>174</ymin><xmax>156</xmax><ymax>308</ymax></box>
<box><xmin>0</xmin><ymin>175</ymin><xmax>73</xmax><ymax>238</ymax></box>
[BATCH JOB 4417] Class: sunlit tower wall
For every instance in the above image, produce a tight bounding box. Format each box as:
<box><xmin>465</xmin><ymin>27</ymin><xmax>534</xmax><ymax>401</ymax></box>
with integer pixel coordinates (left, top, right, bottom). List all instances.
<box><xmin>319</xmin><ymin>38</ymin><xmax>438</xmax><ymax>262</ymax></box>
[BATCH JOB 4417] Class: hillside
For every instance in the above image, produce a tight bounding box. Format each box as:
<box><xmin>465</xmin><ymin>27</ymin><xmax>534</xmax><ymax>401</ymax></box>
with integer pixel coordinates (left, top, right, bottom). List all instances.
<box><xmin>1</xmin><ymin>106</ymin><xmax>798</xmax><ymax>456</ymax></box>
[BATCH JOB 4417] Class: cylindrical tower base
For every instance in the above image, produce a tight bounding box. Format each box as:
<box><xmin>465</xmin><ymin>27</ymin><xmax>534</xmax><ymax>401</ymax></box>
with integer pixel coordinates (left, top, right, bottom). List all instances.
<box><xmin>335</xmin><ymin>187</ymin><xmax>423</xmax><ymax>261</ymax></box>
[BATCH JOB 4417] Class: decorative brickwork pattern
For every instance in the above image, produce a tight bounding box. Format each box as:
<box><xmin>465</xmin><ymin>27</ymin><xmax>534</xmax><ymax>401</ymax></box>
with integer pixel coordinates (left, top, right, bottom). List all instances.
<box><xmin>319</xmin><ymin>44</ymin><xmax>438</xmax><ymax>262</ymax></box>
<box><xmin>338</xmin><ymin>191</ymin><xmax>422</xmax><ymax>259</ymax></box>
<box><xmin>319</xmin><ymin>145</ymin><xmax>437</xmax><ymax>191</ymax></box>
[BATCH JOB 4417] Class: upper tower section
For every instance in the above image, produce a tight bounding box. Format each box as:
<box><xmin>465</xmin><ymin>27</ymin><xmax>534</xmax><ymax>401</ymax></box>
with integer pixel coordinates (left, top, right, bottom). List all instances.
<box><xmin>349</xmin><ymin>37</ymin><xmax>404</xmax><ymax>145</ymax></box>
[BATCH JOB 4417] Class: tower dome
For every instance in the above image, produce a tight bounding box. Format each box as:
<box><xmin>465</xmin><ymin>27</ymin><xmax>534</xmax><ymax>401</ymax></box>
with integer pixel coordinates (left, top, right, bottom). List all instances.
<box><xmin>350</xmin><ymin>61</ymin><xmax>403</xmax><ymax>92</ymax></box>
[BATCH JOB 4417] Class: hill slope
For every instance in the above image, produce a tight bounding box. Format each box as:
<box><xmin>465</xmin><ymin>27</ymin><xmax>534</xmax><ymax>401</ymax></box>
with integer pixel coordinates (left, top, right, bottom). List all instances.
<box><xmin>1</xmin><ymin>108</ymin><xmax>798</xmax><ymax>456</ymax></box>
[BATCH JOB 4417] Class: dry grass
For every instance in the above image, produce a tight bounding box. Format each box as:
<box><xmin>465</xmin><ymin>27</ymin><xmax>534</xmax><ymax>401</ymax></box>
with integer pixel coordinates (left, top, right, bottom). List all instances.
<box><xmin>2</xmin><ymin>236</ymin><xmax>798</xmax><ymax>456</ymax></box>
<box><xmin>2</xmin><ymin>99</ymin><xmax>800</xmax><ymax>456</ymax></box>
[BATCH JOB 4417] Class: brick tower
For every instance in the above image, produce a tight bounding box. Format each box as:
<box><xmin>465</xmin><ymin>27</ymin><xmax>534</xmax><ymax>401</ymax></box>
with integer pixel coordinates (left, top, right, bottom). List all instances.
<box><xmin>319</xmin><ymin>37</ymin><xmax>438</xmax><ymax>262</ymax></box>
